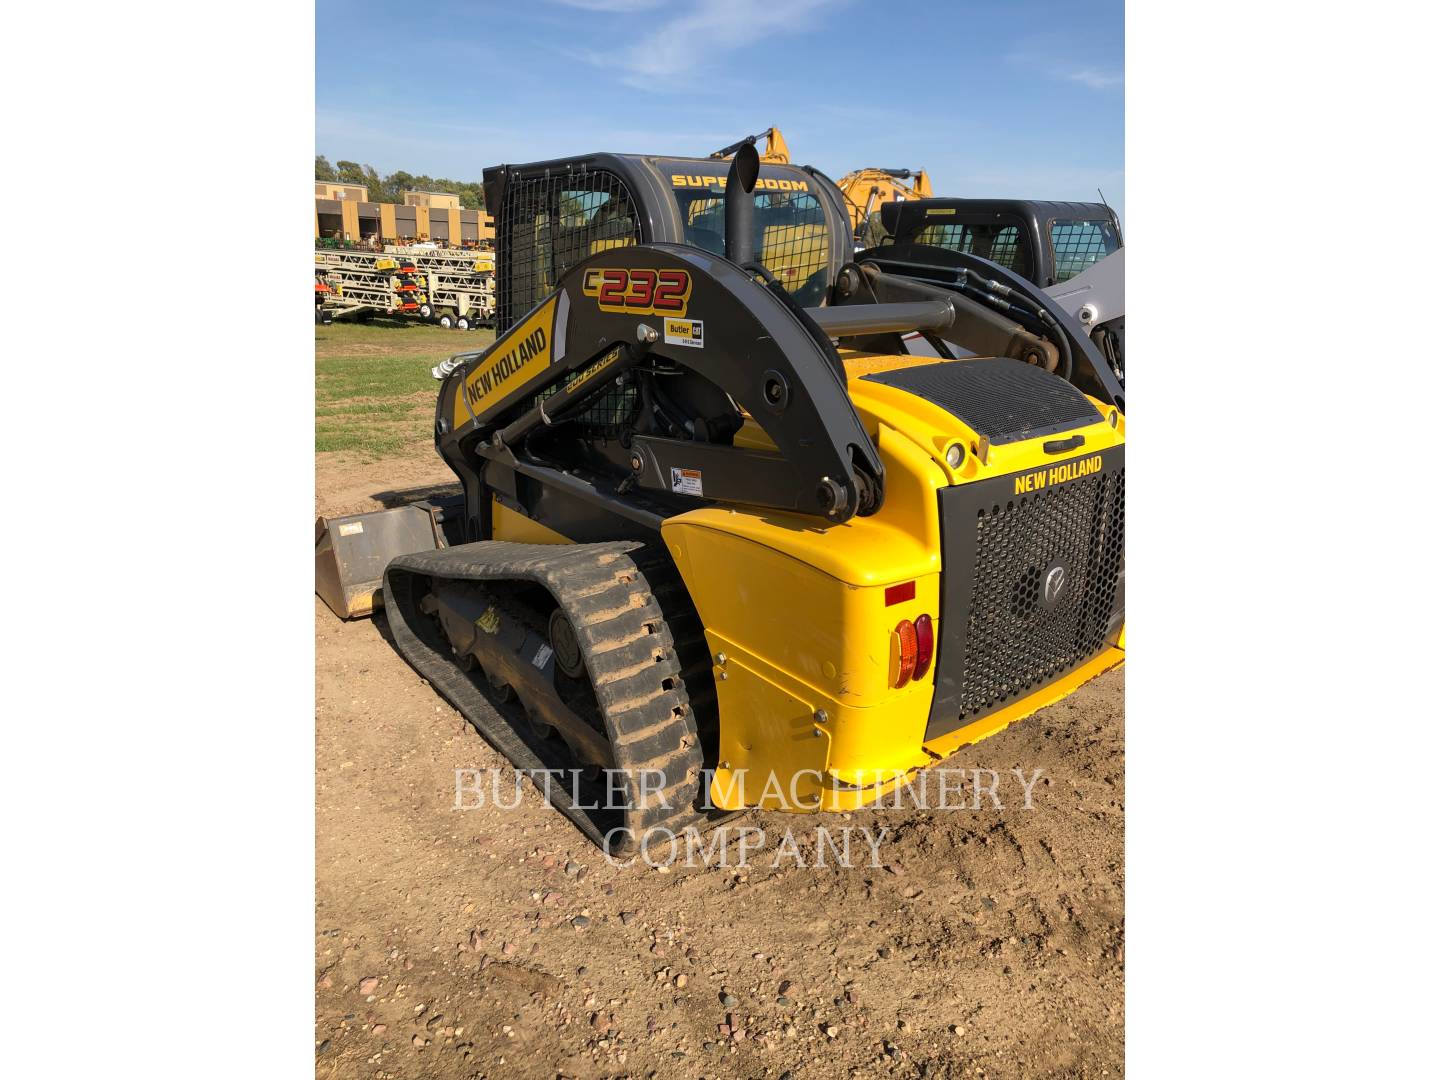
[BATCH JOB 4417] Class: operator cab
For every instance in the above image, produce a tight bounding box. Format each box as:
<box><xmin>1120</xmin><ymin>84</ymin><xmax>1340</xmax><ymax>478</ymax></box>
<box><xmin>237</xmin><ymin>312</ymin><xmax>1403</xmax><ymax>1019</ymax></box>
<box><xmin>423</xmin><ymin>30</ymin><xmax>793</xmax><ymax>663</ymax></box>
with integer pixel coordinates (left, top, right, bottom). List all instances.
<box><xmin>482</xmin><ymin>153</ymin><xmax>853</xmax><ymax>334</ymax></box>
<box><xmin>871</xmin><ymin>198</ymin><xmax>1122</xmax><ymax>289</ymax></box>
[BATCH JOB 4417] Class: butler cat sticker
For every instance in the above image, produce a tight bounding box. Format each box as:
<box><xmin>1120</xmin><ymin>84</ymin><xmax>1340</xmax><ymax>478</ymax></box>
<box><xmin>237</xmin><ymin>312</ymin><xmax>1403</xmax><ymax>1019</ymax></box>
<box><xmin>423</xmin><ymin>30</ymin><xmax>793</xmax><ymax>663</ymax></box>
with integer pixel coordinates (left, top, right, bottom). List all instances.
<box><xmin>663</xmin><ymin>318</ymin><xmax>704</xmax><ymax>349</ymax></box>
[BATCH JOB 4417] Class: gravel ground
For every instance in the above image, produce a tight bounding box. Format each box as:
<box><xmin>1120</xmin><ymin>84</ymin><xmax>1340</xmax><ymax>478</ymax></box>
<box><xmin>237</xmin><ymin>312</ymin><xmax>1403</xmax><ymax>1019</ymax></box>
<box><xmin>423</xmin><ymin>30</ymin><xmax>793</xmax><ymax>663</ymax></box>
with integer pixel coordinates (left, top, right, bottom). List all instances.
<box><xmin>315</xmin><ymin>446</ymin><xmax>1124</xmax><ymax>1080</ymax></box>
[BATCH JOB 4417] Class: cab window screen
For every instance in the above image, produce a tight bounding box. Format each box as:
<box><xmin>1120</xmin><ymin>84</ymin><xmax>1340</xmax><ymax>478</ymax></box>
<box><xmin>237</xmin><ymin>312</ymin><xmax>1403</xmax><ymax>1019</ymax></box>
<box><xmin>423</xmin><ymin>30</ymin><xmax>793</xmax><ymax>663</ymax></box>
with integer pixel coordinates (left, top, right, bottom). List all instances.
<box><xmin>677</xmin><ymin>185</ymin><xmax>832</xmax><ymax>306</ymax></box>
<box><xmin>497</xmin><ymin>169</ymin><xmax>640</xmax><ymax>332</ymax></box>
<box><xmin>1049</xmin><ymin>219</ymin><xmax>1119</xmax><ymax>282</ymax></box>
<box><xmin>912</xmin><ymin>222</ymin><xmax>1031</xmax><ymax>278</ymax></box>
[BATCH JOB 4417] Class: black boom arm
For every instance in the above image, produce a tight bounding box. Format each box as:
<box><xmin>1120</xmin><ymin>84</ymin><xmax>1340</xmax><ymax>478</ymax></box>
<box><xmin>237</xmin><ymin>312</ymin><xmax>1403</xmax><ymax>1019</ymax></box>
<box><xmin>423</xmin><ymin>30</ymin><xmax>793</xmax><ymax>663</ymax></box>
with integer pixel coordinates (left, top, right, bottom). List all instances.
<box><xmin>436</xmin><ymin>243</ymin><xmax>886</xmax><ymax>524</ymax></box>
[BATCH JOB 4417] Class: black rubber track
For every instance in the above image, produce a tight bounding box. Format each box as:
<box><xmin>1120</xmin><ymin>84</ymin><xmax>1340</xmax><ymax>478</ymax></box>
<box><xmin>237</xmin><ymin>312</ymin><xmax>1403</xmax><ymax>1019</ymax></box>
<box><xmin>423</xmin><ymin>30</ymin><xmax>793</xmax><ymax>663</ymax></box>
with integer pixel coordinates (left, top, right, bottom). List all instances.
<box><xmin>384</xmin><ymin>540</ymin><xmax>711</xmax><ymax>853</ymax></box>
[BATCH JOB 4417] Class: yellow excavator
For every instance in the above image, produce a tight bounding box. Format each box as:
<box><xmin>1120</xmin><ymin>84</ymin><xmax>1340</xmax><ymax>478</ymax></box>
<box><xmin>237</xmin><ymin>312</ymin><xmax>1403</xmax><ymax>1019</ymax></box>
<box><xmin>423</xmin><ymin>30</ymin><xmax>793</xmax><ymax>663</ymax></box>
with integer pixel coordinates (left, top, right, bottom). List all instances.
<box><xmin>316</xmin><ymin>142</ymin><xmax>1125</xmax><ymax>853</ymax></box>
<box><xmin>709</xmin><ymin>127</ymin><xmax>932</xmax><ymax>243</ymax></box>
<box><xmin>836</xmin><ymin>167</ymin><xmax>934</xmax><ymax>244</ymax></box>
<box><xmin>708</xmin><ymin>126</ymin><xmax>793</xmax><ymax>166</ymax></box>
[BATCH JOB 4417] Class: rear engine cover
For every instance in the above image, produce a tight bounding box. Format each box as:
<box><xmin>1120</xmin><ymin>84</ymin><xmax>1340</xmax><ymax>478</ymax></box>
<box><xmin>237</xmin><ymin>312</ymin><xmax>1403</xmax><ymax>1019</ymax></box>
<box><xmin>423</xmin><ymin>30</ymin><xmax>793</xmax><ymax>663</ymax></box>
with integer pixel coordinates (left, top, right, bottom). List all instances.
<box><xmin>862</xmin><ymin>358</ymin><xmax>1101</xmax><ymax>445</ymax></box>
<box><xmin>927</xmin><ymin>445</ymin><xmax>1124</xmax><ymax>739</ymax></box>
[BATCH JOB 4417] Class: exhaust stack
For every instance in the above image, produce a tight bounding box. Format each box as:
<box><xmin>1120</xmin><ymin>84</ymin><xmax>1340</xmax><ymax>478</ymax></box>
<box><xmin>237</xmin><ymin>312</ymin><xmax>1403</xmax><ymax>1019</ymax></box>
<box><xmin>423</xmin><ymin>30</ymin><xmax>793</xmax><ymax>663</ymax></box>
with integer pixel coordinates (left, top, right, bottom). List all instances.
<box><xmin>724</xmin><ymin>142</ymin><xmax>760</xmax><ymax>267</ymax></box>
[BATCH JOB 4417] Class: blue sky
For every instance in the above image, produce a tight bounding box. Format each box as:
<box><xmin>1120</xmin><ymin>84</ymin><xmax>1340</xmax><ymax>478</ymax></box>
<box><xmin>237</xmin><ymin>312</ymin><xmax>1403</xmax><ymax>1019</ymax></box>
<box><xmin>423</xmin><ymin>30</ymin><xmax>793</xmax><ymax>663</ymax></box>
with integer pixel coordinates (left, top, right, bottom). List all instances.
<box><xmin>317</xmin><ymin>0</ymin><xmax>1123</xmax><ymax>219</ymax></box>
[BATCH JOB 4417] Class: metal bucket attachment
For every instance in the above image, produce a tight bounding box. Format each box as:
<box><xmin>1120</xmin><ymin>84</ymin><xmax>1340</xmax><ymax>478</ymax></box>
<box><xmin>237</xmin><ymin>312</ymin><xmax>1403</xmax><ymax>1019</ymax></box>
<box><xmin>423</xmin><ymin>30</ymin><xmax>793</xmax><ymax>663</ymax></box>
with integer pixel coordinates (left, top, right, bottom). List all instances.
<box><xmin>315</xmin><ymin>499</ymin><xmax>460</xmax><ymax>619</ymax></box>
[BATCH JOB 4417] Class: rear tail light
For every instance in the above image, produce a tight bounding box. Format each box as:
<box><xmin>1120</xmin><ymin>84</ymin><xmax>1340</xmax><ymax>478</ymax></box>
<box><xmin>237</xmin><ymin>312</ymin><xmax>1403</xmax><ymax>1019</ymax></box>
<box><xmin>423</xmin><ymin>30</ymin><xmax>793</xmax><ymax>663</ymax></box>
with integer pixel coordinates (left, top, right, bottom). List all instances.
<box><xmin>891</xmin><ymin>615</ymin><xmax>936</xmax><ymax>688</ymax></box>
<box><xmin>913</xmin><ymin>614</ymin><xmax>934</xmax><ymax>680</ymax></box>
<box><xmin>891</xmin><ymin>619</ymin><xmax>919</xmax><ymax>688</ymax></box>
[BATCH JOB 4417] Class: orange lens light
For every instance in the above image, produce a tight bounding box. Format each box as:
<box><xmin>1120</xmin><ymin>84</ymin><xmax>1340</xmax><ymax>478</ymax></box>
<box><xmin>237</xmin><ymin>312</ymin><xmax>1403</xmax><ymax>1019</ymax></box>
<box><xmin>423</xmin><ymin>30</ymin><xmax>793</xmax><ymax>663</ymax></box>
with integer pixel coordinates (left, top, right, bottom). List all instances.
<box><xmin>893</xmin><ymin>619</ymin><xmax>918</xmax><ymax>687</ymax></box>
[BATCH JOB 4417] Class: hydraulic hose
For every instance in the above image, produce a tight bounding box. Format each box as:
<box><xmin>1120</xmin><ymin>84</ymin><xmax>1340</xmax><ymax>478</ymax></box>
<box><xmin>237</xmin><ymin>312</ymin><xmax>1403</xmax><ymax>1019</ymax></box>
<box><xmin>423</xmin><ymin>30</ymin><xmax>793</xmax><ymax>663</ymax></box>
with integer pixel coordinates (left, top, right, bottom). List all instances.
<box><xmin>949</xmin><ymin>268</ymin><xmax>1074</xmax><ymax>381</ymax></box>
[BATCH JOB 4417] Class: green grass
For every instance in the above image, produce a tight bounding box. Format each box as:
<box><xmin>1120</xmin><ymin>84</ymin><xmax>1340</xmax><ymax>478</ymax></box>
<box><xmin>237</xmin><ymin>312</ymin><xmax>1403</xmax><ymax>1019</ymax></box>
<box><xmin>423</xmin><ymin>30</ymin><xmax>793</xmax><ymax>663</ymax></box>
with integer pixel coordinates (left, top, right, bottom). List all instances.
<box><xmin>315</xmin><ymin>319</ymin><xmax>495</xmax><ymax>460</ymax></box>
<box><xmin>314</xmin><ymin>423</ymin><xmax>409</xmax><ymax>457</ymax></box>
<box><xmin>314</xmin><ymin>401</ymin><xmax>419</xmax><ymax>418</ymax></box>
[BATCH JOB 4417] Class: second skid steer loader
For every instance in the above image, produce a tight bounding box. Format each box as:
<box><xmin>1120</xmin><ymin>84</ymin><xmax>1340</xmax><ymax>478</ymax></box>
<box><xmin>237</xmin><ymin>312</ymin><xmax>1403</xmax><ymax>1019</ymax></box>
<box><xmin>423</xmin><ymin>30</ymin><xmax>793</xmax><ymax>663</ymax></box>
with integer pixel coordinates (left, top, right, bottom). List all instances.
<box><xmin>316</xmin><ymin>144</ymin><xmax>1126</xmax><ymax>853</ymax></box>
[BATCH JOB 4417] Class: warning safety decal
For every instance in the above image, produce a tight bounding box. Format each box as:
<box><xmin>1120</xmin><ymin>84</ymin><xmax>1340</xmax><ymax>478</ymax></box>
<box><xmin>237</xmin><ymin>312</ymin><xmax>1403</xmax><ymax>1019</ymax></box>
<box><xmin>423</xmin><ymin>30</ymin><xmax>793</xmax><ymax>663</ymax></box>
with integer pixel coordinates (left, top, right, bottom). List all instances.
<box><xmin>670</xmin><ymin>467</ymin><xmax>703</xmax><ymax>497</ymax></box>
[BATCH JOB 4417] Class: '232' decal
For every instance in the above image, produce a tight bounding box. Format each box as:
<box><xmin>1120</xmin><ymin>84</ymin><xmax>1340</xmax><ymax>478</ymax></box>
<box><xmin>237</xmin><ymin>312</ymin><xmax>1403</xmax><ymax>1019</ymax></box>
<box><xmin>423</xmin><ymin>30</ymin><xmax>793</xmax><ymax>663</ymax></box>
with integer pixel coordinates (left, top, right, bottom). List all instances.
<box><xmin>582</xmin><ymin>267</ymin><xmax>691</xmax><ymax>316</ymax></box>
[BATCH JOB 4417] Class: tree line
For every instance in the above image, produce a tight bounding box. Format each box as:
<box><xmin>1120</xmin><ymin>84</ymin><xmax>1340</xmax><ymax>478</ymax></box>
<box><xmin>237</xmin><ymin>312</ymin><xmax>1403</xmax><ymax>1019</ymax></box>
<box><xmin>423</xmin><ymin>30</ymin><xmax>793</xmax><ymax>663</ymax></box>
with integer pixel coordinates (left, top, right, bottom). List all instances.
<box><xmin>315</xmin><ymin>156</ymin><xmax>484</xmax><ymax>210</ymax></box>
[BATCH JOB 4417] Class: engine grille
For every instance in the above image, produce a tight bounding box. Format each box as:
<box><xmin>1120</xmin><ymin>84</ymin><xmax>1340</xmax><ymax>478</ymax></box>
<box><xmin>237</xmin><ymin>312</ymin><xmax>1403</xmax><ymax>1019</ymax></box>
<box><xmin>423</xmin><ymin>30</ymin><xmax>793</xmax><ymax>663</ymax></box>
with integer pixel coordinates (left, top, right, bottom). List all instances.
<box><xmin>928</xmin><ymin>448</ymin><xmax>1124</xmax><ymax>738</ymax></box>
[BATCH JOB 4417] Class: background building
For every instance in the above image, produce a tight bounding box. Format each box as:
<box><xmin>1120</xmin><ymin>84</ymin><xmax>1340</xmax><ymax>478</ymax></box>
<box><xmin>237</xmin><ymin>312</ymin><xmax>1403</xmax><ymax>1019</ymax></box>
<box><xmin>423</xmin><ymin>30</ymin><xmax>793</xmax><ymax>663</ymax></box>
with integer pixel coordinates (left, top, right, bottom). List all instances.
<box><xmin>315</xmin><ymin>187</ymin><xmax>494</xmax><ymax>246</ymax></box>
<box><xmin>315</xmin><ymin>181</ymin><xmax>368</xmax><ymax>201</ymax></box>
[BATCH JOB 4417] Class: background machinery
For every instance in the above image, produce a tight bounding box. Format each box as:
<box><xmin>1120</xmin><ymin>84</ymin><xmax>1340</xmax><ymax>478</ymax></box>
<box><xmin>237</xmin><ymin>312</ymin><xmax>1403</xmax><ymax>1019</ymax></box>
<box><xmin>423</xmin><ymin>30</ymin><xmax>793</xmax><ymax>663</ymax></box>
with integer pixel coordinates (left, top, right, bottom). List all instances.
<box><xmin>836</xmin><ymin>167</ymin><xmax>934</xmax><ymax>245</ymax></box>
<box><xmin>709</xmin><ymin>127</ymin><xmax>793</xmax><ymax>165</ymax></box>
<box><xmin>315</xmin><ymin>248</ymin><xmax>426</xmax><ymax>322</ymax></box>
<box><xmin>316</xmin><ymin>144</ymin><xmax>1126</xmax><ymax>853</ymax></box>
<box><xmin>315</xmin><ymin>244</ymin><xmax>496</xmax><ymax>327</ymax></box>
<box><xmin>867</xmin><ymin>197</ymin><xmax>1125</xmax><ymax>381</ymax></box>
<box><xmin>709</xmin><ymin>126</ymin><xmax>934</xmax><ymax>246</ymax></box>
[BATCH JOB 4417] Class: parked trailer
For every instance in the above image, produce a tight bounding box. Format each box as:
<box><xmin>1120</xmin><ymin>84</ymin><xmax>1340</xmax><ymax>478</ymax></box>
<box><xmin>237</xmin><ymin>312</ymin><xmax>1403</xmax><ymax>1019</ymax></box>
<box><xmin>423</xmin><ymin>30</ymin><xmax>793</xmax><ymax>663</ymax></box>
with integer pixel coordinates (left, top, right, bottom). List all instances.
<box><xmin>401</xmin><ymin>246</ymin><xmax>496</xmax><ymax>328</ymax></box>
<box><xmin>314</xmin><ymin>245</ymin><xmax>495</xmax><ymax>327</ymax></box>
<box><xmin>315</xmin><ymin>249</ymin><xmax>428</xmax><ymax>322</ymax></box>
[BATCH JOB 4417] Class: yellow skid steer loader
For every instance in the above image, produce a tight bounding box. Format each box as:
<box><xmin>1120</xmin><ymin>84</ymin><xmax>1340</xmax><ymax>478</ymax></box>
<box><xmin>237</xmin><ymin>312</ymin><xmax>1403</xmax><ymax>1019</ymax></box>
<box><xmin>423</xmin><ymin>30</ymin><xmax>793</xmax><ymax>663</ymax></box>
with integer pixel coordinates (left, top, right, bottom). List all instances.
<box><xmin>316</xmin><ymin>144</ymin><xmax>1125</xmax><ymax>852</ymax></box>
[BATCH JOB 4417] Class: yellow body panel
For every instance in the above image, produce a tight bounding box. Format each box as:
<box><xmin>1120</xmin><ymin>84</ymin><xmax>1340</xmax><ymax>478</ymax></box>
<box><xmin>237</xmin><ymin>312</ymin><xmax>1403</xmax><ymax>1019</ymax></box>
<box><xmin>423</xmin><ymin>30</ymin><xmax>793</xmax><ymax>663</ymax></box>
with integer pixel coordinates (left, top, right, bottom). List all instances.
<box><xmin>661</xmin><ymin>350</ymin><xmax>1124</xmax><ymax>810</ymax></box>
<box><xmin>491</xmin><ymin>498</ymin><xmax>573</xmax><ymax>546</ymax></box>
<box><xmin>489</xmin><ymin>345</ymin><xmax>1125</xmax><ymax>813</ymax></box>
<box><xmin>731</xmin><ymin>418</ymin><xmax>778</xmax><ymax>453</ymax></box>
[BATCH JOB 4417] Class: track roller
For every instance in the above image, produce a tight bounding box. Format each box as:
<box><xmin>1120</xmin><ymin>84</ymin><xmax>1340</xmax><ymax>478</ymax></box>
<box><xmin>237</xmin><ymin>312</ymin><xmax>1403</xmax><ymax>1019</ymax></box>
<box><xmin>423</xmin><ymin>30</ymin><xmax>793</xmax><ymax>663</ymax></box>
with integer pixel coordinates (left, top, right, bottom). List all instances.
<box><xmin>384</xmin><ymin>540</ymin><xmax>714</xmax><ymax>853</ymax></box>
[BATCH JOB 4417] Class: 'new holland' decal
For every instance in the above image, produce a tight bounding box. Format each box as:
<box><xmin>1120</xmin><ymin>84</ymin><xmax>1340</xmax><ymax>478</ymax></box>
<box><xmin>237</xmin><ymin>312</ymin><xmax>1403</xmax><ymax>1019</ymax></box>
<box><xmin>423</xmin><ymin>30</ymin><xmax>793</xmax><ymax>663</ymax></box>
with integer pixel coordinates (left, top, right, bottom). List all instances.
<box><xmin>1012</xmin><ymin>454</ymin><xmax>1103</xmax><ymax>496</ymax></box>
<box><xmin>466</xmin><ymin>327</ymin><xmax>546</xmax><ymax>407</ymax></box>
<box><xmin>455</xmin><ymin>297</ymin><xmax>555</xmax><ymax>426</ymax></box>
